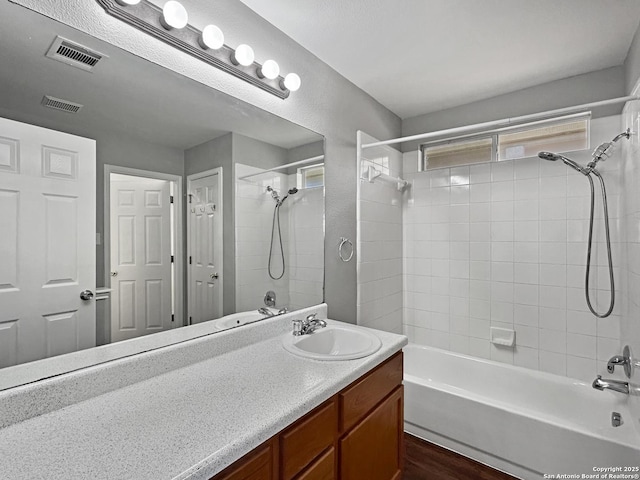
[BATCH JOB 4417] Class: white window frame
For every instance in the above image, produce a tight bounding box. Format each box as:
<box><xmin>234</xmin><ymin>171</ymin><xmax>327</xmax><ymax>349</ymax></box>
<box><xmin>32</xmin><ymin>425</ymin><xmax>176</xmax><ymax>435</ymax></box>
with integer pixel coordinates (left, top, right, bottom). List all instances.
<box><xmin>419</xmin><ymin>111</ymin><xmax>591</xmax><ymax>171</ymax></box>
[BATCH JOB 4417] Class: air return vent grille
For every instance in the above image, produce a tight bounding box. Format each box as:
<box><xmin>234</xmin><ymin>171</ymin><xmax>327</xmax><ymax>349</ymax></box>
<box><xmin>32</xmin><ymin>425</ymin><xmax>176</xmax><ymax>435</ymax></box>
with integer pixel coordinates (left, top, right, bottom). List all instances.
<box><xmin>41</xmin><ymin>96</ymin><xmax>83</xmax><ymax>114</ymax></box>
<box><xmin>45</xmin><ymin>36</ymin><xmax>106</xmax><ymax>72</ymax></box>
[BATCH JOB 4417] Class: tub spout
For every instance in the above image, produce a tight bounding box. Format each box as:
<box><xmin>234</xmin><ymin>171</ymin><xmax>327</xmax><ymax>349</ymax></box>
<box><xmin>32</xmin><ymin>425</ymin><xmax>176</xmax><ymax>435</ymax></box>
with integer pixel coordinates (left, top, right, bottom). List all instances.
<box><xmin>592</xmin><ymin>375</ymin><xmax>629</xmax><ymax>395</ymax></box>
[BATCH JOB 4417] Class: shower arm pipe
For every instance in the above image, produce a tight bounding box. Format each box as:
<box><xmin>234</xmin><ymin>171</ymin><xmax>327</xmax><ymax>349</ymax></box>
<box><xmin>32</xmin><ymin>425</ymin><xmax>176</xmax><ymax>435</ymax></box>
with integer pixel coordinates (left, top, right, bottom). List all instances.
<box><xmin>361</xmin><ymin>95</ymin><xmax>640</xmax><ymax>150</ymax></box>
<box><xmin>238</xmin><ymin>155</ymin><xmax>325</xmax><ymax>180</ymax></box>
<box><xmin>366</xmin><ymin>165</ymin><xmax>409</xmax><ymax>191</ymax></box>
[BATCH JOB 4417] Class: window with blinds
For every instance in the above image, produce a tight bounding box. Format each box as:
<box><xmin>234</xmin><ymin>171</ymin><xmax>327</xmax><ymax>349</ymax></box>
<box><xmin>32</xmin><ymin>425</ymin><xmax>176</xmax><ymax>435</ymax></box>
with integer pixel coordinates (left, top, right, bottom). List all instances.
<box><xmin>420</xmin><ymin>114</ymin><xmax>590</xmax><ymax>170</ymax></box>
<box><xmin>298</xmin><ymin>164</ymin><xmax>324</xmax><ymax>188</ymax></box>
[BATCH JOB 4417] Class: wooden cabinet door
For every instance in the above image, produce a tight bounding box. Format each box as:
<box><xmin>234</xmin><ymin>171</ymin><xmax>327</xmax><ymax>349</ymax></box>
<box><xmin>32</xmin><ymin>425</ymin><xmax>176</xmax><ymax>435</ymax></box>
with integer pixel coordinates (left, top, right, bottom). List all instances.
<box><xmin>339</xmin><ymin>386</ymin><xmax>404</xmax><ymax>480</ymax></box>
<box><xmin>212</xmin><ymin>441</ymin><xmax>274</xmax><ymax>480</ymax></box>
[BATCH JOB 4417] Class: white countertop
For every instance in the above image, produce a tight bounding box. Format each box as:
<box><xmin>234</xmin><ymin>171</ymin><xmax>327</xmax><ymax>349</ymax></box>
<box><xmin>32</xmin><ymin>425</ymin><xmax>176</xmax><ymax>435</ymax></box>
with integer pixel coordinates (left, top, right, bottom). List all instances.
<box><xmin>0</xmin><ymin>315</ymin><xmax>406</xmax><ymax>480</ymax></box>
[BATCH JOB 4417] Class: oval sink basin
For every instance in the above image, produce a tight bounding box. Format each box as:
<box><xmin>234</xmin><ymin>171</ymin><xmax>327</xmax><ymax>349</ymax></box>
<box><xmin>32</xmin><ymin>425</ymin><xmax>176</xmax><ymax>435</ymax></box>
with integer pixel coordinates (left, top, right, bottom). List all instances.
<box><xmin>282</xmin><ymin>324</ymin><xmax>382</xmax><ymax>361</ymax></box>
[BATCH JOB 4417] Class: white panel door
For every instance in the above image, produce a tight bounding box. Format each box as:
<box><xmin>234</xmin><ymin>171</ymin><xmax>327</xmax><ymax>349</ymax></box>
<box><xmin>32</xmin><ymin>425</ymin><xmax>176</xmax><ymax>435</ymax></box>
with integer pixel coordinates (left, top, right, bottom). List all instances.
<box><xmin>188</xmin><ymin>172</ymin><xmax>222</xmax><ymax>324</ymax></box>
<box><xmin>0</xmin><ymin>116</ymin><xmax>96</xmax><ymax>368</ymax></box>
<box><xmin>110</xmin><ymin>175</ymin><xmax>172</xmax><ymax>342</ymax></box>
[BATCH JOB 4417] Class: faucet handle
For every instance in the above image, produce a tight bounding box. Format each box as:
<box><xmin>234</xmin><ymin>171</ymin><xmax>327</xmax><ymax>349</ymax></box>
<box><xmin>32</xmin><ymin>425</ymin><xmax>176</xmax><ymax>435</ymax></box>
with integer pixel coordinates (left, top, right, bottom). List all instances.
<box><xmin>292</xmin><ymin>319</ymin><xmax>303</xmax><ymax>336</ymax></box>
<box><xmin>306</xmin><ymin>313</ymin><xmax>317</xmax><ymax>322</ymax></box>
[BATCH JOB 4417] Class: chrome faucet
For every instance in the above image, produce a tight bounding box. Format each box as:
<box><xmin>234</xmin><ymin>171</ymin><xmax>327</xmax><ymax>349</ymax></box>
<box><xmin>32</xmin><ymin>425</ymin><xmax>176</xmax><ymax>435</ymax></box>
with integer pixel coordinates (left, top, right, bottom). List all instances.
<box><xmin>592</xmin><ymin>375</ymin><xmax>630</xmax><ymax>395</ymax></box>
<box><xmin>258</xmin><ymin>307</ymin><xmax>275</xmax><ymax>317</ymax></box>
<box><xmin>606</xmin><ymin>345</ymin><xmax>634</xmax><ymax>378</ymax></box>
<box><xmin>292</xmin><ymin>313</ymin><xmax>327</xmax><ymax>336</ymax></box>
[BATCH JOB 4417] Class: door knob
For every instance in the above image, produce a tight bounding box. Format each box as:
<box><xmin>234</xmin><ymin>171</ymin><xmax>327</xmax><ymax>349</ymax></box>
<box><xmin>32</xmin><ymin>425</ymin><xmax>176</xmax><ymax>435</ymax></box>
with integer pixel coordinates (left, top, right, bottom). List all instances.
<box><xmin>80</xmin><ymin>290</ymin><xmax>94</xmax><ymax>301</ymax></box>
<box><xmin>210</xmin><ymin>273</ymin><xmax>219</xmax><ymax>279</ymax></box>
<box><xmin>111</xmin><ymin>271</ymin><xmax>118</xmax><ymax>277</ymax></box>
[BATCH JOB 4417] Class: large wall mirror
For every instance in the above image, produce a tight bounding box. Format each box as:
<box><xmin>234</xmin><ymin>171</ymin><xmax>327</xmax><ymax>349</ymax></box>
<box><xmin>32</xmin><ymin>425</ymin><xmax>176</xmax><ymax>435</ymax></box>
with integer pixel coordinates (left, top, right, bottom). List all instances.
<box><xmin>0</xmin><ymin>2</ymin><xmax>325</xmax><ymax>387</ymax></box>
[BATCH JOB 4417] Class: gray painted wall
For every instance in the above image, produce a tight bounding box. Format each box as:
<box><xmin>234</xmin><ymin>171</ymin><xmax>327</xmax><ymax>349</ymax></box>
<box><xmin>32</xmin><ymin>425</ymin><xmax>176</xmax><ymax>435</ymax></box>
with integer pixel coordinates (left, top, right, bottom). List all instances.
<box><xmin>184</xmin><ymin>133</ymin><xmax>235</xmax><ymax>316</ymax></box>
<box><xmin>233</xmin><ymin>132</ymin><xmax>289</xmax><ymax>170</ymax></box>
<box><xmin>401</xmin><ymin>67</ymin><xmax>626</xmax><ymax>152</ymax></box>
<box><xmin>625</xmin><ymin>22</ymin><xmax>640</xmax><ymax>94</ymax></box>
<box><xmin>14</xmin><ymin>0</ymin><xmax>402</xmax><ymax>323</ymax></box>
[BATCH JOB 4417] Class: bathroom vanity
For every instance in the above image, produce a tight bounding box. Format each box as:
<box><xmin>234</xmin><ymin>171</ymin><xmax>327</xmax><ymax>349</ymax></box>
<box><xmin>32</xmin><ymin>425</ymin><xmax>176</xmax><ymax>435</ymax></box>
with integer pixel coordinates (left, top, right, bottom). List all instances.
<box><xmin>0</xmin><ymin>306</ymin><xmax>407</xmax><ymax>480</ymax></box>
<box><xmin>212</xmin><ymin>352</ymin><xmax>403</xmax><ymax>480</ymax></box>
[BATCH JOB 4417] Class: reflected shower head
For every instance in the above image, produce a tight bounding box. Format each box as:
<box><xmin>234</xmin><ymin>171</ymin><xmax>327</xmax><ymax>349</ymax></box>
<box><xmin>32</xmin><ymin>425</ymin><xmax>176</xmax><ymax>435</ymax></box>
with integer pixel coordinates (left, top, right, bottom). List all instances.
<box><xmin>288</xmin><ymin>187</ymin><xmax>298</xmax><ymax>195</ymax></box>
<box><xmin>538</xmin><ymin>151</ymin><xmax>589</xmax><ymax>175</ymax></box>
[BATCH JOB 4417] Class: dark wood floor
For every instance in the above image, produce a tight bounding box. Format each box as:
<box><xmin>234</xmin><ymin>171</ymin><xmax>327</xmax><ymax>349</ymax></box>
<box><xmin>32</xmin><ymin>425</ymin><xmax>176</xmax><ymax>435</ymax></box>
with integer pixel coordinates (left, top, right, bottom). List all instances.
<box><xmin>403</xmin><ymin>433</ymin><xmax>517</xmax><ymax>480</ymax></box>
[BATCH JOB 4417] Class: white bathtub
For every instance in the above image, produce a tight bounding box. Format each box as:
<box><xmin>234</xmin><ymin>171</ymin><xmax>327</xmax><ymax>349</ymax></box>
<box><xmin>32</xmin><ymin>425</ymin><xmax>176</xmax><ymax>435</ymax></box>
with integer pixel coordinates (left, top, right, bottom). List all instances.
<box><xmin>403</xmin><ymin>344</ymin><xmax>640</xmax><ymax>479</ymax></box>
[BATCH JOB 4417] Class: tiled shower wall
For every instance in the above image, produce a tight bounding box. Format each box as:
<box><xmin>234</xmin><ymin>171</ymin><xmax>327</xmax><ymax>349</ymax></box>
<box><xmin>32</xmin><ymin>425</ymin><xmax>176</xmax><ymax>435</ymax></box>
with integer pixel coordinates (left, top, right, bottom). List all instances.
<box><xmin>402</xmin><ymin>116</ymin><xmax>625</xmax><ymax>381</ymax></box>
<box><xmin>357</xmin><ymin>132</ymin><xmax>403</xmax><ymax>334</ymax></box>
<box><xmin>620</xmin><ymin>95</ymin><xmax>640</xmax><ymax>430</ymax></box>
<box><xmin>235</xmin><ymin>163</ymin><xmax>291</xmax><ymax>312</ymax></box>
<box><xmin>235</xmin><ymin>164</ymin><xmax>324</xmax><ymax>313</ymax></box>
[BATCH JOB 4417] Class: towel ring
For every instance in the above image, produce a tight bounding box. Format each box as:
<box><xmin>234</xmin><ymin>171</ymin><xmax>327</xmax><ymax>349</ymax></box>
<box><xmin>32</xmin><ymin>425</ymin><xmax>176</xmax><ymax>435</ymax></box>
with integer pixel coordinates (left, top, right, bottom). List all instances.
<box><xmin>338</xmin><ymin>237</ymin><xmax>354</xmax><ymax>262</ymax></box>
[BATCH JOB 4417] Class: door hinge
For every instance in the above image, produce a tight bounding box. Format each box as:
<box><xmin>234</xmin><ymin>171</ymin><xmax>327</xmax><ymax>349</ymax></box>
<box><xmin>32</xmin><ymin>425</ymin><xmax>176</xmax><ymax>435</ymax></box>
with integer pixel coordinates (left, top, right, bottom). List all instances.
<box><xmin>189</xmin><ymin>256</ymin><xmax>192</xmax><ymax>265</ymax></box>
<box><xmin>171</xmin><ymin>314</ymin><xmax>175</xmax><ymax>322</ymax></box>
<box><xmin>188</xmin><ymin>194</ymin><xmax>193</xmax><ymax>204</ymax></box>
<box><xmin>171</xmin><ymin>255</ymin><xmax>174</xmax><ymax>263</ymax></box>
<box><xmin>170</xmin><ymin>195</ymin><xmax>174</xmax><ymax>204</ymax></box>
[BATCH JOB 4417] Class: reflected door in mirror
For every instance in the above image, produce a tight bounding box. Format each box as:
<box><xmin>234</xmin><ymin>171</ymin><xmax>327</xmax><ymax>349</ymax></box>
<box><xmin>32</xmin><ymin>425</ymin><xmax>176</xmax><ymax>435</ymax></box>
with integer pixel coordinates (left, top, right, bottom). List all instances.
<box><xmin>110</xmin><ymin>175</ymin><xmax>173</xmax><ymax>342</ymax></box>
<box><xmin>188</xmin><ymin>170</ymin><xmax>222</xmax><ymax>324</ymax></box>
<box><xmin>0</xmin><ymin>117</ymin><xmax>96</xmax><ymax>367</ymax></box>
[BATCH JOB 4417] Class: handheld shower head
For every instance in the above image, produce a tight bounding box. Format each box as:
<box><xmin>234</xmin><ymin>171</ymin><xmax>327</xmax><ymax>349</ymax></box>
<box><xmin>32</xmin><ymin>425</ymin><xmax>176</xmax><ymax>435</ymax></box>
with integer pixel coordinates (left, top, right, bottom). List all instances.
<box><xmin>288</xmin><ymin>187</ymin><xmax>298</xmax><ymax>195</ymax></box>
<box><xmin>538</xmin><ymin>151</ymin><xmax>589</xmax><ymax>175</ymax></box>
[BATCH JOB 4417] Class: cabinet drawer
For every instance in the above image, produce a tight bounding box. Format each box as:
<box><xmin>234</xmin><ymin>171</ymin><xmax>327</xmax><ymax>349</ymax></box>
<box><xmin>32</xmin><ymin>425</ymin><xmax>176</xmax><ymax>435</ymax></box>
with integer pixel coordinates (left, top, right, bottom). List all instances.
<box><xmin>296</xmin><ymin>447</ymin><xmax>335</xmax><ymax>480</ymax></box>
<box><xmin>339</xmin><ymin>352</ymin><xmax>403</xmax><ymax>432</ymax></box>
<box><xmin>340</xmin><ymin>386</ymin><xmax>404</xmax><ymax>480</ymax></box>
<box><xmin>281</xmin><ymin>399</ymin><xmax>337</xmax><ymax>480</ymax></box>
<box><xmin>212</xmin><ymin>440</ymin><xmax>273</xmax><ymax>480</ymax></box>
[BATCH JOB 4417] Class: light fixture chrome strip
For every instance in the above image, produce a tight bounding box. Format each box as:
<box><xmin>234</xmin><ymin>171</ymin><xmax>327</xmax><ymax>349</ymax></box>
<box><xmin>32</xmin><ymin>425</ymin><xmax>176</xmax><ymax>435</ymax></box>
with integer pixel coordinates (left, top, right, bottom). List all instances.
<box><xmin>95</xmin><ymin>0</ymin><xmax>292</xmax><ymax>99</ymax></box>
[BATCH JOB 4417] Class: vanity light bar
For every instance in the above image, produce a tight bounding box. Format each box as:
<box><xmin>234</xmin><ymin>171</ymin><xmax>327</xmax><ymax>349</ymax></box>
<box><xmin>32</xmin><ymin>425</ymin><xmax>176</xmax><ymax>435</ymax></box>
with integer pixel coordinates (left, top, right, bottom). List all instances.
<box><xmin>95</xmin><ymin>0</ymin><xmax>300</xmax><ymax>99</ymax></box>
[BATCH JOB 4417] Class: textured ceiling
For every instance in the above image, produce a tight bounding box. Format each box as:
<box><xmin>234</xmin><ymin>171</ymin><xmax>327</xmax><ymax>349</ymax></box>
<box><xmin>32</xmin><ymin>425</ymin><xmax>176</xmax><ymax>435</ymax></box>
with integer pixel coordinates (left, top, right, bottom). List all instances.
<box><xmin>239</xmin><ymin>0</ymin><xmax>640</xmax><ymax>119</ymax></box>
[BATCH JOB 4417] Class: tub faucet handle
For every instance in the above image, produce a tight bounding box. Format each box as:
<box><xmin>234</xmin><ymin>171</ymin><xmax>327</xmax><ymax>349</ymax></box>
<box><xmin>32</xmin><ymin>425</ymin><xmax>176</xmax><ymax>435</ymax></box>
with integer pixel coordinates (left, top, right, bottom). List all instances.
<box><xmin>606</xmin><ymin>345</ymin><xmax>633</xmax><ymax>378</ymax></box>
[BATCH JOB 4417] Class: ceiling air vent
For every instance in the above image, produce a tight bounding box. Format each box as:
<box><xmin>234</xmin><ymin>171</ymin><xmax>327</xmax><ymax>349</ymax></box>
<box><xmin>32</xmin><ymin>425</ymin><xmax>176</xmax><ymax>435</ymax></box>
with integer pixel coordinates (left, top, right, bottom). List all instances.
<box><xmin>45</xmin><ymin>36</ymin><xmax>106</xmax><ymax>72</ymax></box>
<box><xmin>41</xmin><ymin>96</ymin><xmax>83</xmax><ymax>114</ymax></box>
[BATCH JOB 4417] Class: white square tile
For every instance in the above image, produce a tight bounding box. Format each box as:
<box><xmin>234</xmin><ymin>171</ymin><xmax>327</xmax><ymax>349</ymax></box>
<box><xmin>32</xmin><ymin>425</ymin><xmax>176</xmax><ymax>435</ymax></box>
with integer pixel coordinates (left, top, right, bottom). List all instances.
<box><xmin>470</xmin><ymin>202</ymin><xmax>491</xmax><ymax>221</ymax></box>
<box><xmin>470</xmin><ymin>299</ymin><xmax>491</xmax><ymax>320</ymax></box>
<box><xmin>470</xmin><ymin>280</ymin><xmax>491</xmax><ymax>300</ymax></box>
<box><xmin>514</xmin><ymin>283</ymin><xmax>539</xmax><ymax>306</ymax></box>
<box><xmin>450</xmin><ymin>334</ymin><xmax>470</xmax><ymax>354</ymax></box>
<box><xmin>514</xmin><ymin>200</ymin><xmax>539</xmax><ymax>221</ymax></box>
<box><xmin>540</xmin><ymin>243</ymin><xmax>567</xmax><ymax>265</ymax></box>
<box><xmin>566</xmin><ymin>355</ymin><xmax>596</xmax><ymax>382</ymax></box>
<box><xmin>449</xmin><ymin>204</ymin><xmax>470</xmax><ymax>223</ymax></box>
<box><xmin>514</xmin><ymin>263</ymin><xmax>538</xmax><ymax>285</ymax></box>
<box><xmin>450</xmin><ymin>260</ymin><xmax>470</xmax><ymax>279</ymax></box>
<box><xmin>450</xmin><ymin>223</ymin><xmax>470</xmax><ymax>242</ymax></box>
<box><xmin>490</xmin><ymin>344</ymin><xmax>514</xmax><ymax>364</ymax></box>
<box><xmin>539</xmin><ymin>307</ymin><xmax>567</xmax><ymax>331</ymax></box>
<box><xmin>450</xmin><ymin>315</ymin><xmax>470</xmax><ymax>335</ymax></box>
<box><xmin>540</xmin><ymin>285</ymin><xmax>567</xmax><ymax>309</ymax></box>
<box><xmin>515</xmin><ymin>324</ymin><xmax>538</xmax><ymax>348</ymax></box>
<box><xmin>491</xmin><ymin>262</ymin><xmax>514</xmax><ymax>282</ymax></box>
<box><xmin>540</xmin><ymin>329</ymin><xmax>567</xmax><ymax>353</ymax></box>
<box><xmin>540</xmin><ymin>220</ymin><xmax>567</xmax><ymax>243</ymax></box>
<box><xmin>470</xmin><ymin>261</ymin><xmax>491</xmax><ymax>281</ymax></box>
<box><xmin>539</xmin><ymin>198</ymin><xmax>567</xmax><ymax>220</ymax></box>
<box><xmin>567</xmin><ymin>310</ymin><xmax>596</xmax><ymax>335</ymax></box>
<box><xmin>470</xmin><ymin>222</ymin><xmax>491</xmax><ymax>242</ymax></box>
<box><xmin>514</xmin><ymin>178</ymin><xmax>538</xmax><ymax>200</ymax></box>
<box><xmin>514</xmin><ymin>346</ymin><xmax>539</xmax><ymax>369</ymax></box>
<box><xmin>597</xmin><ymin>337</ymin><xmax>620</xmax><ymax>362</ymax></box>
<box><xmin>539</xmin><ymin>264</ymin><xmax>567</xmax><ymax>287</ymax></box>
<box><xmin>514</xmin><ymin>158</ymin><xmax>539</xmax><ymax>180</ymax></box>
<box><xmin>450</xmin><ymin>166</ymin><xmax>470</xmax><ymax>186</ymax></box>
<box><xmin>491</xmin><ymin>222</ymin><xmax>514</xmax><ymax>241</ymax></box>
<box><xmin>514</xmin><ymin>242</ymin><xmax>539</xmax><ymax>263</ymax></box>
<box><xmin>491</xmin><ymin>161</ymin><xmax>514</xmax><ymax>182</ymax></box>
<box><xmin>470</xmin><ymin>183</ymin><xmax>491</xmax><ymax>203</ymax></box>
<box><xmin>514</xmin><ymin>221</ymin><xmax>539</xmax><ymax>242</ymax></box>
<box><xmin>450</xmin><ymin>242</ymin><xmax>470</xmax><ymax>260</ymax></box>
<box><xmin>492</xmin><ymin>242</ymin><xmax>514</xmax><ymax>262</ymax></box>
<box><xmin>492</xmin><ymin>201</ymin><xmax>514</xmax><ymax>222</ymax></box>
<box><xmin>540</xmin><ymin>176</ymin><xmax>566</xmax><ymax>198</ymax></box>
<box><xmin>430</xmin><ymin>169</ymin><xmax>451</xmax><ymax>188</ymax></box>
<box><xmin>491</xmin><ymin>301</ymin><xmax>514</xmax><ymax>323</ymax></box>
<box><xmin>450</xmin><ymin>185</ymin><xmax>470</xmax><ymax>205</ymax></box>
<box><xmin>566</xmin><ymin>333</ymin><xmax>596</xmax><ymax>359</ymax></box>
<box><xmin>491</xmin><ymin>181</ymin><xmax>514</xmax><ymax>202</ymax></box>
<box><xmin>470</xmin><ymin>163</ymin><xmax>491</xmax><ymax>184</ymax></box>
<box><xmin>468</xmin><ymin>337</ymin><xmax>491</xmax><ymax>358</ymax></box>
<box><xmin>470</xmin><ymin>242</ymin><xmax>491</xmax><ymax>261</ymax></box>
<box><xmin>491</xmin><ymin>281</ymin><xmax>514</xmax><ymax>303</ymax></box>
<box><xmin>450</xmin><ymin>278</ymin><xmax>469</xmax><ymax>297</ymax></box>
<box><xmin>539</xmin><ymin>351</ymin><xmax>567</xmax><ymax>376</ymax></box>
<box><xmin>514</xmin><ymin>304</ymin><xmax>538</xmax><ymax>327</ymax></box>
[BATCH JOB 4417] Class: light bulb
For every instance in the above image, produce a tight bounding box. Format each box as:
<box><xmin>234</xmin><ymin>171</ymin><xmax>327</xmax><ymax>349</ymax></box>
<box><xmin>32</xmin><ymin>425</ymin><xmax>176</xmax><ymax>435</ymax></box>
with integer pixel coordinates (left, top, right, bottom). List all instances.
<box><xmin>199</xmin><ymin>25</ymin><xmax>224</xmax><ymax>50</ymax></box>
<box><xmin>282</xmin><ymin>73</ymin><xmax>301</xmax><ymax>92</ymax></box>
<box><xmin>160</xmin><ymin>1</ymin><xmax>188</xmax><ymax>30</ymax></box>
<box><xmin>258</xmin><ymin>60</ymin><xmax>280</xmax><ymax>80</ymax></box>
<box><xmin>231</xmin><ymin>44</ymin><xmax>255</xmax><ymax>66</ymax></box>
<box><xmin>115</xmin><ymin>0</ymin><xmax>141</xmax><ymax>5</ymax></box>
